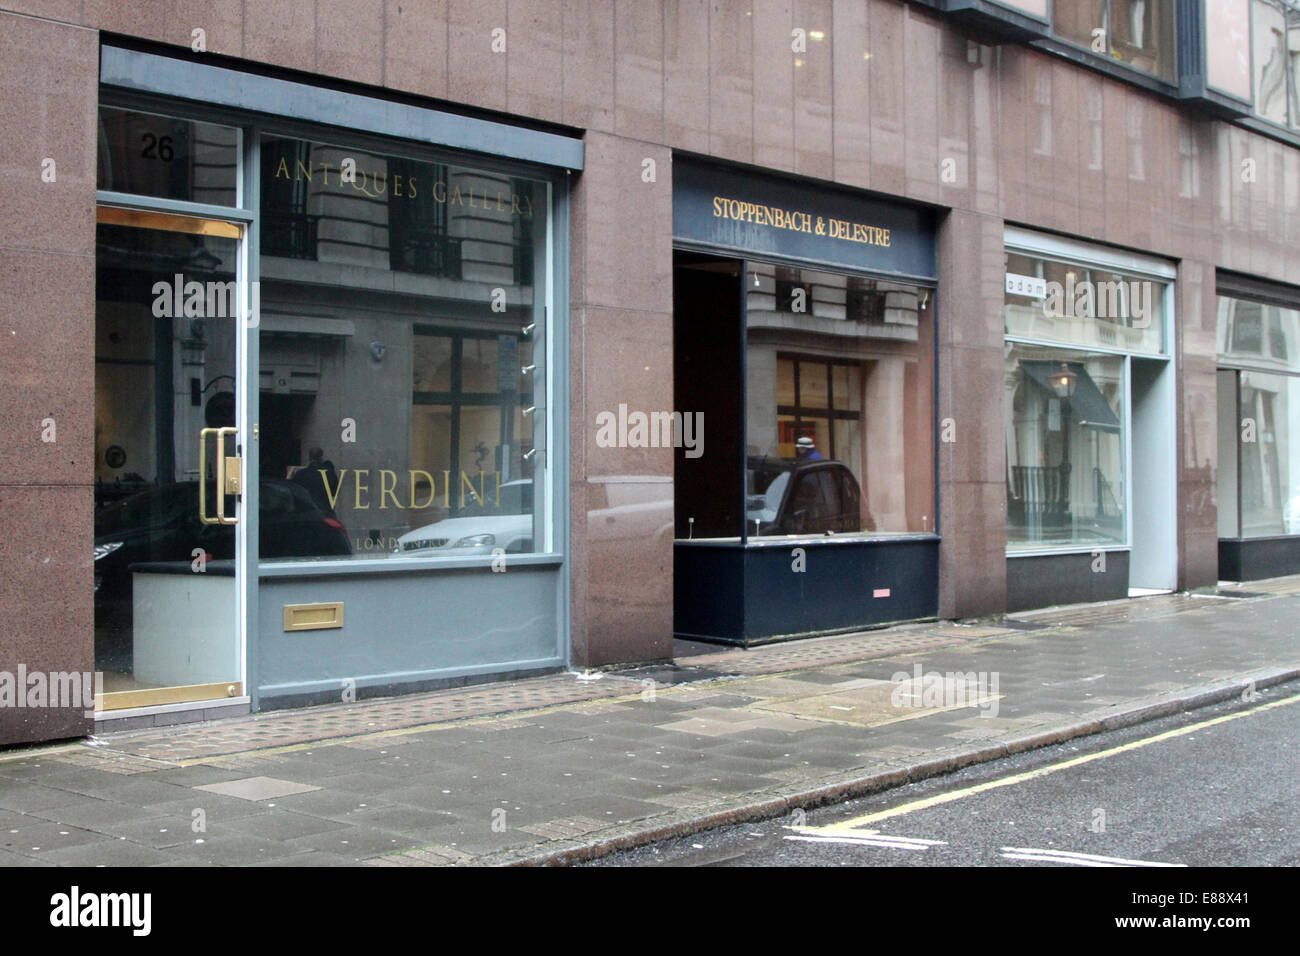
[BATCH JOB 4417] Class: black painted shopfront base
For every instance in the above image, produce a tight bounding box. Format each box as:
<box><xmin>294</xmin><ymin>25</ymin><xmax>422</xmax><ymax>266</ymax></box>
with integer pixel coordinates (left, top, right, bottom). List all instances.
<box><xmin>1219</xmin><ymin>536</ymin><xmax>1300</xmax><ymax>581</ymax></box>
<box><xmin>673</xmin><ymin>537</ymin><xmax>939</xmax><ymax>646</ymax></box>
<box><xmin>1006</xmin><ymin>551</ymin><xmax>1130</xmax><ymax>612</ymax></box>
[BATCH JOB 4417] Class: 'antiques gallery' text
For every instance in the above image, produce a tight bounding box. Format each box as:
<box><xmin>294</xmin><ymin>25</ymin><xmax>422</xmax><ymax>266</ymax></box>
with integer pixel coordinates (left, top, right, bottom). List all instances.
<box><xmin>273</xmin><ymin>157</ymin><xmax>534</xmax><ymax>215</ymax></box>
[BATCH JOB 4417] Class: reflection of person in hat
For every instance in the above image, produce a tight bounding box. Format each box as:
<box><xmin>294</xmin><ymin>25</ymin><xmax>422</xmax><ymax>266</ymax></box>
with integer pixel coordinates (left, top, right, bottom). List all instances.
<box><xmin>795</xmin><ymin>436</ymin><xmax>823</xmax><ymax>461</ymax></box>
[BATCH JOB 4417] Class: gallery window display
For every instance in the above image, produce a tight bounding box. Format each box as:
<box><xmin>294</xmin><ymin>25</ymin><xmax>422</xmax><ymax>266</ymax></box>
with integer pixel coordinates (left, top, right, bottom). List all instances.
<box><xmin>90</xmin><ymin>91</ymin><xmax>564</xmax><ymax>708</ymax></box>
<box><xmin>1005</xmin><ymin>346</ymin><xmax>1126</xmax><ymax>549</ymax></box>
<box><xmin>256</xmin><ymin>134</ymin><xmax>551</xmax><ymax>561</ymax></box>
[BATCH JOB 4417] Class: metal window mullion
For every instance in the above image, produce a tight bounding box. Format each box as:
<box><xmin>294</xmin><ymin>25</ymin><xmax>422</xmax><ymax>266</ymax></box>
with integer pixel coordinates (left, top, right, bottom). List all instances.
<box><xmin>95</xmin><ymin>189</ymin><xmax>254</xmax><ymax>223</ymax></box>
<box><xmin>242</xmin><ymin>123</ymin><xmax>262</xmax><ymax>711</ymax></box>
<box><xmin>1124</xmin><ymin>354</ymin><xmax>1133</xmax><ymax>553</ymax></box>
<box><xmin>533</xmin><ymin>182</ymin><xmax>550</xmax><ymax>554</ymax></box>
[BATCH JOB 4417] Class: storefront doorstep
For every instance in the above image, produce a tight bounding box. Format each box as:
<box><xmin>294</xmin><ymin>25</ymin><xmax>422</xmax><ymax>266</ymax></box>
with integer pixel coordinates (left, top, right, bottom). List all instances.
<box><xmin>94</xmin><ymin>697</ymin><xmax>251</xmax><ymax>735</ymax></box>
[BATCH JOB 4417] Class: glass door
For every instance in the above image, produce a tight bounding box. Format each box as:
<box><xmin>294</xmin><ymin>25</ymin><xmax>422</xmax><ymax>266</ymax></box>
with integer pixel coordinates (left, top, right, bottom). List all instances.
<box><xmin>93</xmin><ymin>206</ymin><xmax>247</xmax><ymax>709</ymax></box>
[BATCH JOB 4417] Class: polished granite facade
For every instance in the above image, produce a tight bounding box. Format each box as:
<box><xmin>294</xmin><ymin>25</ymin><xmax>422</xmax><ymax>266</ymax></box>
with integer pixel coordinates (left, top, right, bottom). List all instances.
<box><xmin>1</xmin><ymin>0</ymin><xmax>1292</xmax><ymax>743</ymax></box>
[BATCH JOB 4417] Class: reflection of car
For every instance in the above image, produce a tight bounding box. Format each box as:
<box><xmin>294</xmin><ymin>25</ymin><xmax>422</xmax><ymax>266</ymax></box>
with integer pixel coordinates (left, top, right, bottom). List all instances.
<box><xmin>1286</xmin><ymin>494</ymin><xmax>1300</xmax><ymax>535</ymax></box>
<box><xmin>746</xmin><ymin>457</ymin><xmax>866</xmax><ymax>535</ymax></box>
<box><xmin>395</xmin><ymin>479</ymin><xmax>534</xmax><ymax>556</ymax></box>
<box><xmin>94</xmin><ymin>479</ymin><xmax>352</xmax><ymax>609</ymax></box>
<box><xmin>588</xmin><ymin>480</ymin><xmax>673</xmax><ymax>546</ymax></box>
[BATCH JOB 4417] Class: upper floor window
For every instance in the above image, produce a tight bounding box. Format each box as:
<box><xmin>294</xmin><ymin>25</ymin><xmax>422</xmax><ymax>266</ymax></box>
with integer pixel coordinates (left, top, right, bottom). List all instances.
<box><xmin>1053</xmin><ymin>0</ymin><xmax>1177</xmax><ymax>81</ymax></box>
<box><xmin>1251</xmin><ymin>0</ymin><xmax>1300</xmax><ymax>128</ymax></box>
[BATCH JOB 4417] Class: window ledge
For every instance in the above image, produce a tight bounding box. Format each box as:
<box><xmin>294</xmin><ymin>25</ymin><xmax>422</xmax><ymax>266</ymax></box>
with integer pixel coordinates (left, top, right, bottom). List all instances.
<box><xmin>259</xmin><ymin>552</ymin><xmax>564</xmax><ymax>577</ymax></box>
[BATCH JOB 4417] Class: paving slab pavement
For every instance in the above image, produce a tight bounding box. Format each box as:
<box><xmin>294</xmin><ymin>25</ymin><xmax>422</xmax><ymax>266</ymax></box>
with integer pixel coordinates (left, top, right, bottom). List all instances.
<box><xmin>1</xmin><ymin>579</ymin><xmax>1298</xmax><ymax>867</ymax></box>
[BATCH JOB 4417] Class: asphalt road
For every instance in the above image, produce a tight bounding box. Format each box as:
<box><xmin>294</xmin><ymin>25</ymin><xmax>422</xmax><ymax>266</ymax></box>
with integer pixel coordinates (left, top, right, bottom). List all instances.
<box><xmin>587</xmin><ymin>682</ymin><xmax>1300</xmax><ymax>867</ymax></box>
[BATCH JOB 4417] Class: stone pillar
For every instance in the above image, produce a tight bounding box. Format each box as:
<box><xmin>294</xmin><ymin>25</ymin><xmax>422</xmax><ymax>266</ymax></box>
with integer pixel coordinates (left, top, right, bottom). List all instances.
<box><xmin>567</xmin><ymin>132</ymin><xmax>675</xmax><ymax>667</ymax></box>
<box><xmin>936</xmin><ymin>209</ymin><xmax>1008</xmax><ymax>619</ymax></box>
<box><xmin>0</xmin><ymin>13</ymin><xmax>98</xmax><ymax>744</ymax></box>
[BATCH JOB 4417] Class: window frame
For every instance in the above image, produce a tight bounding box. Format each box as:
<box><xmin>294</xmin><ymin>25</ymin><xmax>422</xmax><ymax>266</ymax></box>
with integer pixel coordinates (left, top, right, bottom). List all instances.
<box><xmin>1003</xmin><ymin>229</ymin><xmax>1176</xmax><ymax>557</ymax></box>
<box><xmin>1215</xmin><ymin>286</ymin><xmax>1300</xmax><ymax>539</ymax></box>
<box><xmin>738</xmin><ymin>254</ymin><xmax>939</xmax><ymax>547</ymax></box>
<box><xmin>1041</xmin><ymin>0</ymin><xmax>1180</xmax><ymax>85</ymax></box>
<box><xmin>97</xmin><ymin>86</ymin><xmax>570</xmax><ymax>579</ymax></box>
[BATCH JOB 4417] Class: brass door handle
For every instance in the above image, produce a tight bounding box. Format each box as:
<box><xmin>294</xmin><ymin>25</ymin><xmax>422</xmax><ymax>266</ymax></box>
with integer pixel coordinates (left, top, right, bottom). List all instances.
<box><xmin>199</xmin><ymin>426</ymin><xmax>240</xmax><ymax>525</ymax></box>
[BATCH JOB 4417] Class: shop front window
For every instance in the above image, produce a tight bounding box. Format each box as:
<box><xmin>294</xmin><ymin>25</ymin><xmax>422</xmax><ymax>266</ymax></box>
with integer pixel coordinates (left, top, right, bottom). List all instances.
<box><xmin>1005</xmin><ymin>251</ymin><xmax>1166</xmax><ymax>354</ymax></box>
<box><xmin>1004</xmin><ymin>241</ymin><xmax>1173</xmax><ymax>553</ymax></box>
<box><xmin>257</xmin><ymin>134</ymin><xmax>550</xmax><ymax>561</ymax></box>
<box><xmin>1005</xmin><ymin>346</ymin><xmax>1127</xmax><ymax>550</ymax></box>
<box><xmin>1239</xmin><ymin>371</ymin><xmax>1300</xmax><ymax>534</ymax></box>
<box><xmin>1217</xmin><ymin>294</ymin><xmax>1300</xmax><ymax>538</ymax></box>
<box><xmin>745</xmin><ymin>264</ymin><xmax>935</xmax><ymax>538</ymax></box>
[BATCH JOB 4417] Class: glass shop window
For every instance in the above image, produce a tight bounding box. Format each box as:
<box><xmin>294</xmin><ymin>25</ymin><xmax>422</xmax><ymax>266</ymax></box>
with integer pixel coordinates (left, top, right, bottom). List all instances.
<box><xmin>257</xmin><ymin>133</ymin><xmax>550</xmax><ymax>561</ymax></box>
<box><xmin>1237</xmin><ymin>371</ymin><xmax>1300</xmax><ymax>536</ymax></box>
<box><xmin>1216</xmin><ymin>294</ymin><xmax>1300</xmax><ymax>538</ymax></box>
<box><xmin>1005</xmin><ymin>345</ymin><xmax>1127</xmax><ymax>550</ymax></box>
<box><xmin>1005</xmin><ymin>250</ymin><xmax>1167</xmax><ymax>355</ymax></box>
<box><xmin>98</xmin><ymin>106</ymin><xmax>238</xmax><ymax>205</ymax></box>
<box><xmin>744</xmin><ymin>265</ymin><xmax>935</xmax><ymax>538</ymax></box>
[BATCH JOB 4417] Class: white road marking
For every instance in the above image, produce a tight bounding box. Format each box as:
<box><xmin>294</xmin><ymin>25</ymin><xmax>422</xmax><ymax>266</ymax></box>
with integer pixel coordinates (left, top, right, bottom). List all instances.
<box><xmin>785</xmin><ymin>829</ymin><xmax>947</xmax><ymax>851</ymax></box>
<box><xmin>1001</xmin><ymin>846</ymin><xmax>1186</xmax><ymax>867</ymax></box>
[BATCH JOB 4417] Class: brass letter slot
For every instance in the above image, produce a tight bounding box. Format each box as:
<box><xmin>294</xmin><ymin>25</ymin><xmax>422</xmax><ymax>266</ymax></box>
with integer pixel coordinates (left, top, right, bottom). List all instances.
<box><xmin>283</xmin><ymin>602</ymin><xmax>344</xmax><ymax>632</ymax></box>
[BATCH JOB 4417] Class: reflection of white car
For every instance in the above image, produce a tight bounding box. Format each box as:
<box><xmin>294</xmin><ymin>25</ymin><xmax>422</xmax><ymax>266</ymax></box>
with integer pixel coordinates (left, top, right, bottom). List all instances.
<box><xmin>396</xmin><ymin>480</ymin><xmax>533</xmax><ymax>556</ymax></box>
<box><xmin>588</xmin><ymin>479</ymin><xmax>673</xmax><ymax>546</ymax></box>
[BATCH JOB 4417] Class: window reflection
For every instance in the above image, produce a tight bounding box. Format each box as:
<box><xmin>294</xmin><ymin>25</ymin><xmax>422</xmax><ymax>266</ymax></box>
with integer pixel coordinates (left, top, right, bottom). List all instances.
<box><xmin>1254</xmin><ymin>0</ymin><xmax>1291</xmax><ymax>124</ymax></box>
<box><xmin>745</xmin><ymin>264</ymin><xmax>935</xmax><ymax>537</ymax></box>
<box><xmin>1052</xmin><ymin>0</ymin><xmax>1175</xmax><ymax>81</ymax></box>
<box><xmin>1217</xmin><ymin>295</ymin><xmax>1300</xmax><ymax>538</ymax></box>
<box><xmin>1004</xmin><ymin>251</ymin><xmax>1166</xmax><ymax>354</ymax></box>
<box><xmin>98</xmin><ymin>106</ymin><xmax>238</xmax><ymax>205</ymax></box>
<box><xmin>1240</xmin><ymin>372</ymin><xmax>1300</xmax><ymax>535</ymax></box>
<box><xmin>1005</xmin><ymin>347</ymin><xmax>1127</xmax><ymax>549</ymax></box>
<box><xmin>257</xmin><ymin>134</ymin><xmax>548</xmax><ymax>560</ymax></box>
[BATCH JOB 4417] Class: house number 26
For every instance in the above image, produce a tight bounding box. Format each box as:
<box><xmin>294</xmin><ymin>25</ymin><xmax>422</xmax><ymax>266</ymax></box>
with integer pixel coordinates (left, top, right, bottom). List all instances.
<box><xmin>140</xmin><ymin>133</ymin><xmax>175</xmax><ymax>161</ymax></box>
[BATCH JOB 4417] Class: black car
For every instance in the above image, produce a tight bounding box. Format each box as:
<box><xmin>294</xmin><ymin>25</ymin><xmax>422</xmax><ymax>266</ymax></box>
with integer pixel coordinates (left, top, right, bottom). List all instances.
<box><xmin>94</xmin><ymin>479</ymin><xmax>352</xmax><ymax>613</ymax></box>
<box><xmin>745</xmin><ymin>456</ymin><xmax>869</xmax><ymax>535</ymax></box>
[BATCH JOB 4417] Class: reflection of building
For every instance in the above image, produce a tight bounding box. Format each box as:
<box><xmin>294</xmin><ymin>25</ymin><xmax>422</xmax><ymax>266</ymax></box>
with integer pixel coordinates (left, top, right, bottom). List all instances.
<box><xmin>9</xmin><ymin>1</ymin><xmax>1300</xmax><ymax>743</ymax></box>
<box><xmin>744</xmin><ymin>265</ymin><xmax>929</xmax><ymax>535</ymax></box>
<box><xmin>1217</xmin><ymin>291</ymin><xmax>1300</xmax><ymax>569</ymax></box>
<box><xmin>255</xmin><ymin>136</ymin><xmax>540</xmax><ymax>548</ymax></box>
